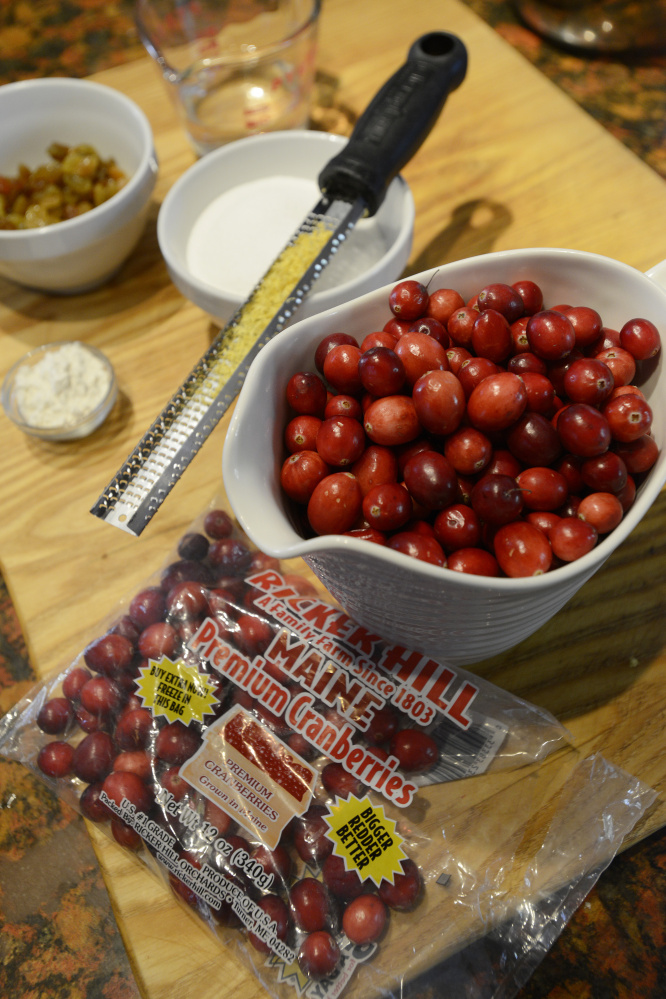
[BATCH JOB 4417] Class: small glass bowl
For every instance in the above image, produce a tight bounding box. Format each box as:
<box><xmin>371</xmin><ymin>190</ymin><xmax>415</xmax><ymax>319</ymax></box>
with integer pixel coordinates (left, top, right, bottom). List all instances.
<box><xmin>1</xmin><ymin>341</ymin><xmax>118</xmax><ymax>441</ymax></box>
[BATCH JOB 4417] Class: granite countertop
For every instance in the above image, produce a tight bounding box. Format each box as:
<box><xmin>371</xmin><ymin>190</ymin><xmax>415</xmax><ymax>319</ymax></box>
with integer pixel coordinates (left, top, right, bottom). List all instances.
<box><xmin>1</xmin><ymin>2</ymin><xmax>665</xmax><ymax>998</ymax></box>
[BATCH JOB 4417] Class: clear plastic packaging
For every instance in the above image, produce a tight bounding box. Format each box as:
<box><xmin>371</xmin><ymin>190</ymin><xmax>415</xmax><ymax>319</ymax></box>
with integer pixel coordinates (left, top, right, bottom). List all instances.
<box><xmin>0</xmin><ymin>496</ymin><xmax>655</xmax><ymax>999</ymax></box>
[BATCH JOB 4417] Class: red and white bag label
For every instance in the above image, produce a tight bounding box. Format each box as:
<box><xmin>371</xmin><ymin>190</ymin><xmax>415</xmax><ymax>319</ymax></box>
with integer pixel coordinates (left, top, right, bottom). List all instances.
<box><xmin>180</xmin><ymin>705</ymin><xmax>318</xmax><ymax>850</ymax></box>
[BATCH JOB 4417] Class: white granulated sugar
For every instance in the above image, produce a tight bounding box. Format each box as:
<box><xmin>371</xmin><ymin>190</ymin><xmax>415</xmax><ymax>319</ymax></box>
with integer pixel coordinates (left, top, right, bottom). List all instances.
<box><xmin>14</xmin><ymin>343</ymin><xmax>112</xmax><ymax>428</ymax></box>
<box><xmin>186</xmin><ymin>175</ymin><xmax>388</xmax><ymax>297</ymax></box>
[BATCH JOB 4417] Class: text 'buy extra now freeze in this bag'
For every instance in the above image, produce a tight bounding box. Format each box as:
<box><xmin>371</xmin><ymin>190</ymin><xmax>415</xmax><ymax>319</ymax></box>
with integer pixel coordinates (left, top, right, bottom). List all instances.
<box><xmin>0</xmin><ymin>496</ymin><xmax>655</xmax><ymax>999</ymax></box>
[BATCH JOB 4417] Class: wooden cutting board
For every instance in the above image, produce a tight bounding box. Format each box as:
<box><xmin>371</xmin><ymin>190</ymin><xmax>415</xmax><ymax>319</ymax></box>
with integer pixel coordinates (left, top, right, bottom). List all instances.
<box><xmin>1</xmin><ymin>0</ymin><xmax>666</xmax><ymax>995</ymax></box>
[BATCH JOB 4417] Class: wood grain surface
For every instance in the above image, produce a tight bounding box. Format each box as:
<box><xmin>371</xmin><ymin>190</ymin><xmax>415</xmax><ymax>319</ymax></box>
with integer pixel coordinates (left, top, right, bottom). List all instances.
<box><xmin>1</xmin><ymin>0</ymin><xmax>666</xmax><ymax>995</ymax></box>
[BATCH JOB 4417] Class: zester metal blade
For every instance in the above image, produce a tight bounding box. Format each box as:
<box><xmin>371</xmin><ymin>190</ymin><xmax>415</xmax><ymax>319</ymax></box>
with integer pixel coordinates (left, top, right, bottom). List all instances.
<box><xmin>92</xmin><ymin>31</ymin><xmax>468</xmax><ymax>536</ymax></box>
<box><xmin>90</xmin><ymin>196</ymin><xmax>365</xmax><ymax>535</ymax></box>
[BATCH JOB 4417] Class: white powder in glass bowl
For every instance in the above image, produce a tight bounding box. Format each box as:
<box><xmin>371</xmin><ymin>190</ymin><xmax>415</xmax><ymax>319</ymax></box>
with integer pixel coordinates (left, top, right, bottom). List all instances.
<box><xmin>11</xmin><ymin>342</ymin><xmax>114</xmax><ymax>430</ymax></box>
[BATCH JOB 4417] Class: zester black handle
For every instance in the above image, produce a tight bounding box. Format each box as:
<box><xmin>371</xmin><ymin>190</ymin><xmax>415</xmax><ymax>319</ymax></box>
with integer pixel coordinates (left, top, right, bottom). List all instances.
<box><xmin>318</xmin><ymin>32</ymin><xmax>467</xmax><ymax>216</ymax></box>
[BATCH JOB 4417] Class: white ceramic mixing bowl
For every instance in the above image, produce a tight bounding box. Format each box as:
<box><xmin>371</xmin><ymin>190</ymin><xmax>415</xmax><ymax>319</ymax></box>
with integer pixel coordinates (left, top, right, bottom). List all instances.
<box><xmin>0</xmin><ymin>78</ymin><xmax>158</xmax><ymax>294</ymax></box>
<box><xmin>223</xmin><ymin>248</ymin><xmax>666</xmax><ymax>666</ymax></box>
<box><xmin>157</xmin><ymin>129</ymin><xmax>414</xmax><ymax>326</ymax></box>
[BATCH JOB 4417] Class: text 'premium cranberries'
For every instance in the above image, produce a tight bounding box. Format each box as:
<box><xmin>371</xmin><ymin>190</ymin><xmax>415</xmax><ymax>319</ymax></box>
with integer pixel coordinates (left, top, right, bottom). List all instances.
<box><xmin>280</xmin><ymin>278</ymin><xmax>661</xmax><ymax>578</ymax></box>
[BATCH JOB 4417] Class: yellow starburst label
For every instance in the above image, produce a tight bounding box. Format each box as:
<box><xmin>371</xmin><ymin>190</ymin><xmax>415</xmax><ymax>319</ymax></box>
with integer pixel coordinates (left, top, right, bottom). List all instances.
<box><xmin>135</xmin><ymin>655</ymin><xmax>220</xmax><ymax>725</ymax></box>
<box><xmin>324</xmin><ymin>794</ymin><xmax>407</xmax><ymax>888</ymax></box>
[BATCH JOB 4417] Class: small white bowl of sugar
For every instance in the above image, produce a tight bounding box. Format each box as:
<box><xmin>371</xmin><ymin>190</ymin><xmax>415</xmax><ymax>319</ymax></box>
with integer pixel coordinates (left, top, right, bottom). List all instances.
<box><xmin>1</xmin><ymin>341</ymin><xmax>117</xmax><ymax>441</ymax></box>
<box><xmin>157</xmin><ymin>130</ymin><xmax>415</xmax><ymax>327</ymax></box>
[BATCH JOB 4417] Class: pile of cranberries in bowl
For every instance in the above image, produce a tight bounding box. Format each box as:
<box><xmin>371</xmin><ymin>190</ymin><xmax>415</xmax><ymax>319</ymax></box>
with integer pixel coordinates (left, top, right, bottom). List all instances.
<box><xmin>279</xmin><ymin>276</ymin><xmax>661</xmax><ymax>578</ymax></box>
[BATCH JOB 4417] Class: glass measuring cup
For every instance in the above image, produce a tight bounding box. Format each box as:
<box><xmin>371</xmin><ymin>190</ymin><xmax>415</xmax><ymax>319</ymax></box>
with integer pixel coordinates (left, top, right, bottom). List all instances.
<box><xmin>135</xmin><ymin>0</ymin><xmax>321</xmax><ymax>155</ymax></box>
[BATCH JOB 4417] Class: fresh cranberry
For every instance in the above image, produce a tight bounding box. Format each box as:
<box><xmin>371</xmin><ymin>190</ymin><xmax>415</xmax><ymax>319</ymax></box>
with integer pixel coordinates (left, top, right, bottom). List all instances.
<box><xmin>284</xmin><ymin>414</ymin><xmax>322</xmax><ymax>453</ymax></box>
<box><xmin>366</xmin><ymin>703</ymin><xmax>401</xmax><ymax>743</ymax></box>
<box><xmin>466</xmin><ymin>371</ymin><xmax>527</xmax><ymax>432</ymax></box>
<box><xmin>351</xmin><ymin>444</ymin><xmax>398</xmax><ymax>496</ymax></box>
<box><xmin>378</xmin><ymin>858</ymin><xmax>422</xmax><ymax>910</ymax></box>
<box><xmin>603</xmin><ymin>394</ymin><xmax>653</xmax><ymax>442</ymax></box>
<box><xmin>314</xmin><ymin>332</ymin><xmax>359</xmax><ymax>374</ymax></box>
<box><xmin>38</xmin><ymin>740</ymin><xmax>74</xmax><ymax>778</ymax></box>
<box><xmin>290</xmin><ymin>877</ymin><xmax>331</xmax><ymax>932</ymax></box>
<box><xmin>281</xmin><ymin>451</ymin><xmax>330</xmax><ymax>505</ymax></box>
<box><xmin>494</xmin><ymin>521</ymin><xmax>553</xmax><ymax>577</ymax></box>
<box><xmin>111</xmin><ymin>817</ymin><xmax>143</xmax><ymax>850</ymax></box>
<box><xmin>129</xmin><ymin>587</ymin><xmax>166</xmax><ymax>630</ymax></box>
<box><xmin>102</xmin><ymin>770</ymin><xmax>153</xmax><ymax>813</ymax></box>
<box><xmin>412</xmin><ymin>370</ymin><xmax>465</xmax><ymax>436</ymax></box>
<box><xmin>84</xmin><ymin>633</ymin><xmax>134</xmax><ymax>677</ymax></box>
<box><xmin>471</xmin><ymin>473</ymin><xmax>524</xmax><ymax>525</ymax></box>
<box><xmin>526</xmin><ymin>310</ymin><xmax>575</xmax><ymax>360</ymax></box>
<box><xmin>402</xmin><ymin>451</ymin><xmax>457</xmax><ymax>510</ymax></box>
<box><xmin>389</xmin><ymin>728</ymin><xmax>439</xmax><ymax>771</ymax></box>
<box><xmin>322</xmin><ymin>854</ymin><xmax>366</xmax><ymax>900</ymax></box>
<box><xmin>611</xmin><ymin>435</ymin><xmax>658</xmax><ymax>474</ymax></box>
<box><xmin>80</xmin><ymin>782</ymin><xmax>113</xmax><ymax>822</ymax></box>
<box><xmin>433</xmin><ymin>503</ymin><xmax>482</xmax><ymax>551</ymax></box>
<box><xmin>252</xmin><ymin>844</ymin><xmax>292</xmax><ymax>885</ymax></box>
<box><xmin>548</xmin><ymin>517</ymin><xmax>598</xmax><ymax>561</ymax></box>
<box><xmin>286</xmin><ymin>371</ymin><xmax>327</xmax><ymax>416</ymax></box>
<box><xmin>323</xmin><ymin>344</ymin><xmax>364</xmax><ymax>395</ymax></box>
<box><xmin>203</xmin><ymin>508</ymin><xmax>234</xmax><ymax>538</ymax></box>
<box><xmin>291</xmin><ymin>805</ymin><xmax>334</xmax><ymax>865</ymax></box>
<box><xmin>298</xmin><ymin>930</ymin><xmax>341</xmax><ymax>979</ymax></box>
<box><xmin>394</xmin><ymin>331</ymin><xmax>448</xmax><ymax>387</ymax></box>
<box><xmin>593</xmin><ymin>346</ymin><xmax>636</xmax><ymax>387</ymax></box>
<box><xmin>564</xmin><ymin>305</ymin><xmax>603</xmax><ymax>348</ymax></box>
<box><xmin>580</xmin><ymin>452</ymin><xmax>627</xmax><ymax>494</ymax></box>
<box><xmin>389</xmin><ymin>279</ymin><xmax>429</xmax><ymax>320</ymax></box>
<box><xmin>155</xmin><ymin>720</ymin><xmax>201</xmax><ymax>764</ymax></box>
<box><xmin>578</xmin><ymin>492</ymin><xmax>623</xmax><ymax>533</ymax></box>
<box><xmin>177</xmin><ymin>532</ymin><xmax>209</xmax><ymax>561</ymax></box>
<box><xmin>364</xmin><ymin>394</ymin><xmax>421</xmax><ymax>446</ymax></box>
<box><xmin>619</xmin><ymin>317</ymin><xmax>661</xmax><ymax>360</ymax></box>
<box><xmin>516</xmin><ymin>466</ymin><xmax>568</xmax><ymax>511</ymax></box>
<box><xmin>324</xmin><ymin>394</ymin><xmax>363</xmax><ymax>421</ymax></box>
<box><xmin>342</xmin><ymin>894</ymin><xmax>388</xmax><ymax>944</ymax></box>
<box><xmin>427</xmin><ymin>287</ymin><xmax>465</xmax><ymax>324</ymax></box>
<box><xmin>113</xmin><ymin>749</ymin><xmax>152</xmax><ymax>781</ymax></box>
<box><xmin>557</xmin><ymin>403</ymin><xmax>611</xmax><ymax>458</ymax></box>
<box><xmin>472</xmin><ymin>309</ymin><xmax>512</xmax><ymax>362</ymax></box>
<box><xmin>447</xmin><ymin>547</ymin><xmax>500</xmax><ymax>576</ymax></box>
<box><xmin>62</xmin><ymin>667</ymin><xmax>93</xmax><ymax>702</ymax></box>
<box><xmin>362</xmin><ymin>482</ymin><xmax>411</xmax><ymax>532</ymax></box>
<box><xmin>457</xmin><ymin>356</ymin><xmax>500</xmax><ymax>399</ymax></box>
<box><xmin>307</xmin><ymin>472</ymin><xmax>362</xmax><ymax>535</ymax></box>
<box><xmin>512</xmin><ymin>279</ymin><xmax>543</xmax><ymax>315</ymax></box>
<box><xmin>37</xmin><ymin>697</ymin><xmax>74</xmax><ymax>734</ymax></box>
<box><xmin>138</xmin><ymin>622</ymin><xmax>179</xmax><ymax>659</ymax></box>
<box><xmin>316</xmin><ymin>416</ymin><xmax>366</xmax><ymax>467</ymax></box>
<box><xmin>447</xmin><ymin>306</ymin><xmax>478</xmax><ymax>347</ymax></box>
<box><xmin>321</xmin><ymin>761</ymin><xmax>364</xmax><ymax>799</ymax></box>
<box><xmin>386</xmin><ymin>532</ymin><xmax>446</xmax><ymax>566</ymax></box>
<box><xmin>443</xmin><ymin>426</ymin><xmax>492</xmax><ymax>475</ymax></box>
<box><xmin>73</xmin><ymin>731</ymin><xmax>116</xmax><ymax>783</ymax></box>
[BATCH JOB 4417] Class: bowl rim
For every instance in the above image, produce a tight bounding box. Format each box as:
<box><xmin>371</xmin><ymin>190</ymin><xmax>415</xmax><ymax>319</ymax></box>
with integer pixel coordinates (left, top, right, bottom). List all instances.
<box><xmin>1</xmin><ymin>340</ymin><xmax>118</xmax><ymax>438</ymax></box>
<box><xmin>224</xmin><ymin>245</ymin><xmax>666</xmax><ymax>595</ymax></box>
<box><xmin>157</xmin><ymin>128</ymin><xmax>415</xmax><ymax>313</ymax></box>
<box><xmin>0</xmin><ymin>78</ymin><xmax>157</xmax><ymax>250</ymax></box>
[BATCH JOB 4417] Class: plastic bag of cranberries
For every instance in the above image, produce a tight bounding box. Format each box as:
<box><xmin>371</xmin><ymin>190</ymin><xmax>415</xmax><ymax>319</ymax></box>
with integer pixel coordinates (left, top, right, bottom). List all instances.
<box><xmin>0</xmin><ymin>498</ymin><xmax>656</xmax><ymax>999</ymax></box>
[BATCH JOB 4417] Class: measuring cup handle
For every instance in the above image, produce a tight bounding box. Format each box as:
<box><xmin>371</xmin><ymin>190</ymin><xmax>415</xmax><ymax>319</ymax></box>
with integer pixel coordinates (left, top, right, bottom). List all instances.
<box><xmin>318</xmin><ymin>32</ymin><xmax>467</xmax><ymax>216</ymax></box>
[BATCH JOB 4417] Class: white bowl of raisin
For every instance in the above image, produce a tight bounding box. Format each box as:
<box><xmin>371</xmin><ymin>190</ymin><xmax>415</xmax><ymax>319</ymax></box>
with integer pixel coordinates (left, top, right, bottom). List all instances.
<box><xmin>0</xmin><ymin>77</ymin><xmax>158</xmax><ymax>294</ymax></box>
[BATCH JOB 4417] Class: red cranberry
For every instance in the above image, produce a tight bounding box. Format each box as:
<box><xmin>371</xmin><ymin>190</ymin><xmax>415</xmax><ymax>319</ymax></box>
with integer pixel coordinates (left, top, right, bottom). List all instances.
<box><xmin>378</xmin><ymin>858</ymin><xmax>423</xmax><ymax>911</ymax></box>
<box><xmin>322</xmin><ymin>854</ymin><xmax>366</xmax><ymax>900</ymax></box>
<box><xmin>37</xmin><ymin>697</ymin><xmax>73</xmax><ymax>734</ymax></box>
<box><xmin>298</xmin><ymin>930</ymin><xmax>341</xmax><ymax>980</ymax></box>
<box><xmin>102</xmin><ymin>770</ymin><xmax>153</xmax><ymax>813</ymax></box>
<box><xmin>290</xmin><ymin>877</ymin><xmax>331</xmax><ymax>932</ymax></box>
<box><xmin>84</xmin><ymin>633</ymin><xmax>134</xmax><ymax>677</ymax></box>
<box><xmin>247</xmin><ymin>894</ymin><xmax>291</xmax><ymax>953</ymax></box>
<box><xmin>37</xmin><ymin>740</ymin><xmax>74</xmax><ymax>778</ymax></box>
<box><xmin>342</xmin><ymin>893</ymin><xmax>388</xmax><ymax>944</ymax></box>
<box><xmin>155</xmin><ymin>720</ymin><xmax>202</xmax><ymax>764</ymax></box>
<box><xmin>389</xmin><ymin>729</ymin><xmax>439</xmax><ymax>772</ymax></box>
<box><xmin>73</xmin><ymin>731</ymin><xmax>116</xmax><ymax>783</ymax></box>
